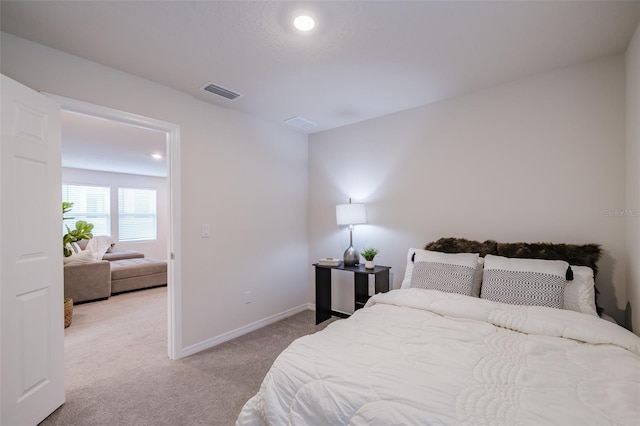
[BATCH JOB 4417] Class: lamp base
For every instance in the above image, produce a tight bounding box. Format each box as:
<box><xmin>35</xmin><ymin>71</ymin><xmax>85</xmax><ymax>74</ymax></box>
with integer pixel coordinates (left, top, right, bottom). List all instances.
<box><xmin>343</xmin><ymin>245</ymin><xmax>359</xmax><ymax>266</ymax></box>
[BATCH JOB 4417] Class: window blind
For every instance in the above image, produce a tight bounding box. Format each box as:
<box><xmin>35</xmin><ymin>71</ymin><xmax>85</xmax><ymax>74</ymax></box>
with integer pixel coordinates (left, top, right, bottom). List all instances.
<box><xmin>118</xmin><ymin>187</ymin><xmax>157</xmax><ymax>242</ymax></box>
<box><xmin>62</xmin><ymin>184</ymin><xmax>111</xmax><ymax>236</ymax></box>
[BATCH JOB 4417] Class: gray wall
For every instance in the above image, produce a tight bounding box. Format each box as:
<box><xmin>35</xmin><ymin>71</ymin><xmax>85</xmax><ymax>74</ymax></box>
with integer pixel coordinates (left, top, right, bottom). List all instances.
<box><xmin>309</xmin><ymin>54</ymin><xmax>629</xmax><ymax>326</ymax></box>
<box><xmin>1</xmin><ymin>33</ymin><xmax>309</xmax><ymax>352</ymax></box>
<box><xmin>626</xmin><ymin>21</ymin><xmax>640</xmax><ymax>332</ymax></box>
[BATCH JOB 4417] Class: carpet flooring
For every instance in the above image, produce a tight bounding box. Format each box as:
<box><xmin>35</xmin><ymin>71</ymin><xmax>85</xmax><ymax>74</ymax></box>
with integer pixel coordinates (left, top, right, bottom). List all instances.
<box><xmin>40</xmin><ymin>287</ymin><xmax>334</xmax><ymax>425</ymax></box>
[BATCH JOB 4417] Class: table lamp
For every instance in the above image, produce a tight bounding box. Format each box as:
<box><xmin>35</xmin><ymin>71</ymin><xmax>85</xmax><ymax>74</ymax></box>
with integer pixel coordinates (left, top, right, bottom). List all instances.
<box><xmin>336</xmin><ymin>198</ymin><xmax>367</xmax><ymax>266</ymax></box>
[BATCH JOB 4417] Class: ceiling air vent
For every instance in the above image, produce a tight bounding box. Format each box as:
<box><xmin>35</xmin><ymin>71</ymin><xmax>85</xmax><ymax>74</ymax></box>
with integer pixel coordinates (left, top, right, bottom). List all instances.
<box><xmin>201</xmin><ymin>82</ymin><xmax>242</xmax><ymax>100</ymax></box>
<box><xmin>284</xmin><ymin>116</ymin><xmax>317</xmax><ymax>129</ymax></box>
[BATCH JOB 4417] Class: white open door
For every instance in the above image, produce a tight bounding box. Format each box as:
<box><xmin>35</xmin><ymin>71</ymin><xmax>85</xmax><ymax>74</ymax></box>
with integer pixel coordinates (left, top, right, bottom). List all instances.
<box><xmin>1</xmin><ymin>74</ymin><xmax>65</xmax><ymax>425</ymax></box>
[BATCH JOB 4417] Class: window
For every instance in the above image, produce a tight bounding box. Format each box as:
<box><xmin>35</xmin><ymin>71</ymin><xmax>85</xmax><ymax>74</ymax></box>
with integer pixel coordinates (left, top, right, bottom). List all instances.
<box><xmin>118</xmin><ymin>187</ymin><xmax>157</xmax><ymax>242</ymax></box>
<box><xmin>62</xmin><ymin>184</ymin><xmax>111</xmax><ymax>236</ymax></box>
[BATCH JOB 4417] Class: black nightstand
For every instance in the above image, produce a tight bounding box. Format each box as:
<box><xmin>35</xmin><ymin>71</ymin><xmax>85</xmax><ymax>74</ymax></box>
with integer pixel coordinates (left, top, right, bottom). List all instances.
<box><xmin>313</xmin><ymin>263</ymin><xmax>391</xmax><ymax>325</ymax></box>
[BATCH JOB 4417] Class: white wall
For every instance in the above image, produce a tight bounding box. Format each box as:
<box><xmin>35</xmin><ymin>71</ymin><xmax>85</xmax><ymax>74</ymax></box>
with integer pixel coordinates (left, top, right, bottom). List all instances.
<box><xmin>62</xmin><ymin>167</ymin><xmax>169</xmax><ymax>260</ymax></box>
<box><xmin>309</xmin><ymin>55</ymin><xmax>628</xmax><ymax>325</ymax></box>
<box><xmin>1</xmin><ymin>33</ymin><xmax>309</xmax><ymax>351</ymax></box>
<box><xmin>626</xmin><ymin>21</ymin><xmax>640</xmax><ymax>333</ymax></box>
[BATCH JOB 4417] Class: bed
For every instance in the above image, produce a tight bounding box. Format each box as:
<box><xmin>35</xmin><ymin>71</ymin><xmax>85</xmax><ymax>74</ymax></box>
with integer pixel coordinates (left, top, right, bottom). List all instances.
<box><xmin>236</xmin><ymin>239</ymin><xmax>640</xmax><ymax>425</ymax></box>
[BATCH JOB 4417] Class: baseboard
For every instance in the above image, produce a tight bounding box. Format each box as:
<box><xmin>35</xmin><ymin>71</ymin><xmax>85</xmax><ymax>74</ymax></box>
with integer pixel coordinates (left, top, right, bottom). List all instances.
<box><xmin>178</xmin><ymin>304</ymin><xmax>310</xmax><ymax>359</ymax></box>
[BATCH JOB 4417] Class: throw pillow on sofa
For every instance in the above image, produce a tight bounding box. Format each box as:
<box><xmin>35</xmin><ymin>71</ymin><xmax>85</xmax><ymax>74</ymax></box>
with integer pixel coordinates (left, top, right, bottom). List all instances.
<box><xmin>63</xmin><ymin>249</ymin><xmax>96</xmax><ymax>264</ymax></box>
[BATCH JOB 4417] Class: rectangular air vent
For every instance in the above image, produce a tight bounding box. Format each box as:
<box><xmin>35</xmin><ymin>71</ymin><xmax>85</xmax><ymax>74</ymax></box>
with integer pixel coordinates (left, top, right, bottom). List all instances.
<box><xmin>284</xmin><ymin>116</ymin><xmax>317</xmax><ymax>129</ymax></box>
<box><xmin>201</xmin><ymin>82</ymin><xmax>242</xmax><ymax>100</ymax></box>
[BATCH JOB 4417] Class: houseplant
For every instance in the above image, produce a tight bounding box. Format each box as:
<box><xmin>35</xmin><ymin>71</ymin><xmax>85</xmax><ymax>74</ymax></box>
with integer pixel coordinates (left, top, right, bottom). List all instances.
<box><xmin>62</xmin><ymin>201</ymin><xmax>94</xmax><ymax>257</ymax></box>
<box><xmin>360</xmin><ymin>247</ymin><xmax>379</xmax><ymax>269</ymax></box>
<box><xmin>62</xmin><ymin>201</ymin><xmax>94</xmax><ymax>329</ymax></box>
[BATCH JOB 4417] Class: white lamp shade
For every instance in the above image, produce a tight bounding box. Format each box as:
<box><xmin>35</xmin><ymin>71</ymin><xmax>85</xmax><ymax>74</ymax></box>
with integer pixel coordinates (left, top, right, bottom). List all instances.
<box><xmin>336</xmin><ymin>203</ymin><xmax>367</xmax><ymax>225</ymax></box>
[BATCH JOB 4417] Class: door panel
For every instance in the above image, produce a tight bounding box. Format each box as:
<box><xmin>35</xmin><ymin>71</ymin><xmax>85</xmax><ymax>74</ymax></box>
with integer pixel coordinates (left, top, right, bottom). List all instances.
<box><xmin>1</xmin><ymin>74</ymin><xmax>64</xmax><ymax>425</ymax></box>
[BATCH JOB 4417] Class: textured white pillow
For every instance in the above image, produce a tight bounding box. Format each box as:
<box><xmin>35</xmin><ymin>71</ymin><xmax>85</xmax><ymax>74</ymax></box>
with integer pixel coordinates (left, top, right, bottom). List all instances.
<box><xmin>63</xmin><ymin>249</ymin><xmax>96</xmax><ymax>264</ymax></box>
<box><xmin>410</xmin><ymin>250</ymin><xmax>480</xmax><ymax>296</ymax></box>
<box><xmin>563</xmin><ymin>265</ymin><xmax>598</xmax><ymax>316</ymax></box>
<box><xmin>471</xmin><ymin>257</ymin><xmax>484</xmax><ymax>297</ymax></box>
<box><xmin>481</xmin><ymin>255</ymin><xmax>568</xmax><ymax>308</ymax></box>
<box><xmin>400</xmin><ymin>248</ymin><xmax>418</xmax><ymax>289</ymax></box>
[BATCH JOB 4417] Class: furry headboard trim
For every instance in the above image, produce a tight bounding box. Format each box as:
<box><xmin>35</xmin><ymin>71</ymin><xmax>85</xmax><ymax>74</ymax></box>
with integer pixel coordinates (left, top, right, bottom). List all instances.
<box><xmin>424</xmin><ymin>237</ymin><xmax>602</xmax><ymax>276</ymax></box>
<box><xmin>424</xmin><ymin>238</ymin><xmax>499</xmax><ymax>258</ymax></box>
<box><xmin>425</xmin><ymin>237</ymin><xmax>603</xmax><ymax>314</ymax></box>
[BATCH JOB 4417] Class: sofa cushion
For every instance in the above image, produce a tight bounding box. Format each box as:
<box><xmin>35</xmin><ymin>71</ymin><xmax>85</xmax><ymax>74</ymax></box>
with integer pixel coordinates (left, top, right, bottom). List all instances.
<box><xmin>63</xmin><ymin>249</ymin><xmax>96</xmax><ymax>264</ymax></box>
<box><xmin>110</xmin><ymin>258</ymin><xmax>167</xmax><ymax>280</ymax></box>
<box><xmin>110</xmin><ymin>258</ymin><xmax>167</xmax><ymax>294</ymax></box>
<box><xmin>103</xmin><ymin>250</ymin><xmax>145</xmax><ymax>261</ymax></box>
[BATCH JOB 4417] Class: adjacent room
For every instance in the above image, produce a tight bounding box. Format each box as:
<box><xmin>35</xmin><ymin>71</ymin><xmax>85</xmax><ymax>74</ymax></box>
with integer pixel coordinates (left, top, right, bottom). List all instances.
<box><xmin>59</xmin><ymin>109</ymin><xmax>170</xmax><ymax>381</ymax></box>
<box><xmin>61</xmin><ymin>110</ymin><xmax>169</xmax><ymax>303</ymax></box>
<box><xmin>1</xmin><ymin>1</ymin><xmax>639</xmax><ymax>425</ymax></box>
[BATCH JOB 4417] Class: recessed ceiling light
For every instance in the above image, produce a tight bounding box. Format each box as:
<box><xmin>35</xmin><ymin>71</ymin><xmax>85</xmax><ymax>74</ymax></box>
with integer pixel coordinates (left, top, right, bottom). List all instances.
<box><xmin>151</xmin><ymin>153</ymin><xmax>163</xmax><ymax>160</ymax></box>
<box><xmin>294</xmin><ymin>15</ymin><xmax>315</xmax><ymax>31</ymax></box>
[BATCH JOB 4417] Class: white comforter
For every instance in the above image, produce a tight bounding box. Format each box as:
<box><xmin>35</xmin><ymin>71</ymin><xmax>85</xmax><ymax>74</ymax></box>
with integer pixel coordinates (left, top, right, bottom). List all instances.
<box><xmin>237</xmin><ymin>289</ymin><xmax>640</xmax><ymax>425</ymax></box>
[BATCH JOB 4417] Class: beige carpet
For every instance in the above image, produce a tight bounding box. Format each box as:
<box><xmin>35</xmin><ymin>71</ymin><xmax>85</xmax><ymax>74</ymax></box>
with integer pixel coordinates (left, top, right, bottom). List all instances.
<box><xmin>40</xmin><ymin>287</ymin><xmax>334</xmax><ymax>425</ymax></box>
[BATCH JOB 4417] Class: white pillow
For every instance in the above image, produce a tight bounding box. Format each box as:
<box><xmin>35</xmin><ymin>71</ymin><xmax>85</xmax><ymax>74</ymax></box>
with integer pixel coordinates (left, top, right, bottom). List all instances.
<box><xmin>471</xmin><ymin>257</ymin><xmax>484</xmax><ymax>297</ymax></box>
<box><xmin>563</xmin><ymin>265</ymin><xmax>598</xmax><ymax>316</ymax></box>
<box><xmin>63</xmin><ymin>249</ymin><xmax>96</xmax><ymax>265</ymax></box>
<box><xmin>400</xmin><ymin>248</ymin><xmax>418</xmax><ymax>289</ymax></box>
<box><xmin>481</xmin><ymin>255</ymin><xmax>568</xmax><ymax>309</ymax></box>
<box><xmin>410</xmin><ymin>250</ymin><xmax>480</xmax><ymax>296</ymax></box>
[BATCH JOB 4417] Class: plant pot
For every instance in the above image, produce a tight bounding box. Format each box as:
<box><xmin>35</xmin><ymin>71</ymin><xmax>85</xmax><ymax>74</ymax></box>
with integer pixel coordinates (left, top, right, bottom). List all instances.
<box><xmin>364</xmin><ymin>260</ymin><xmax>375</xmax><ymax>269</ymax></box>
<box><xmin>64</xmin><ymin>298</ymin><xmax>73</xmax><ymax>328</ymax></box>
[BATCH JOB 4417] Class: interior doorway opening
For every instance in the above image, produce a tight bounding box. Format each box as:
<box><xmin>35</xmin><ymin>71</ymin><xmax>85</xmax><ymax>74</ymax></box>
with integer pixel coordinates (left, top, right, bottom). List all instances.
<box><xmin>49</xmin><ymin>94</ymin><xmax>182</xmax><ymax>359</ymax></box>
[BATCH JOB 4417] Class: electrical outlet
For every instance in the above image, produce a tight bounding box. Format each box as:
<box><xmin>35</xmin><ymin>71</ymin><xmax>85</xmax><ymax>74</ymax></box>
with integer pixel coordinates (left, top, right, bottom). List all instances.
<box><xmin>244</xmin><ymin>291</ymin><xmax>252</xmax><ymax>304</ymax></box>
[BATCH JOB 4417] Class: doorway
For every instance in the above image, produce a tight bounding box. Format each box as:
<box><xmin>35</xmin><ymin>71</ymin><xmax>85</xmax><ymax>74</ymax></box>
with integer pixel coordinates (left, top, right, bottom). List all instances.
<box><xmin>49</xmin><ymin>94</ymin><xmax>182</xmax><ymax>359</ymax></box>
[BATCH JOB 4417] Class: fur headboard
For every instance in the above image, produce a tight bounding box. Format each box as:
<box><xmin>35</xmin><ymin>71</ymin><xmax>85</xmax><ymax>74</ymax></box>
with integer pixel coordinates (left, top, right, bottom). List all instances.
<box><xmin>424</xmin><ymin>237</ymin><xmax>602</xmax><ymax>275</ymax></box>
<box><xmin>425</xmin><ymin>237</ymin><xmax>603</xmax><ymax>314</ymax></box>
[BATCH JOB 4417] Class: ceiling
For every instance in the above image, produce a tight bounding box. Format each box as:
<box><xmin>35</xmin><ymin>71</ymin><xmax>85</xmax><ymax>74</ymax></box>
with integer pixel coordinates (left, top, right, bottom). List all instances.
<box><xmin>61</xmin><ymin>111</ymin><xmax>167</xmax><ymax>177</ymax></box>
<box><xmin>1</xmin><ymin>1</ymin><xmax>639</xmax><ymax>175</ymax></box>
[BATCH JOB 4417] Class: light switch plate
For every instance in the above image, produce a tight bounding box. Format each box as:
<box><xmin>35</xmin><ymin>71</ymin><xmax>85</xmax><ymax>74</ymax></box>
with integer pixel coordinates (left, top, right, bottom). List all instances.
<box><xmin>202</xmin><ymin>224</ymin><xmax>211</xmax><ymax>238</ymax></box>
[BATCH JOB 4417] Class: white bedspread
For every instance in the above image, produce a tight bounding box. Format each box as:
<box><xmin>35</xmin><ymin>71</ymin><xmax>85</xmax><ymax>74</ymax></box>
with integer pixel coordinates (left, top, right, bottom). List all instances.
<box><xmin>236</xmin><ymin>289</ymin><xmax>640</xmax><ymax>425</ymax></box>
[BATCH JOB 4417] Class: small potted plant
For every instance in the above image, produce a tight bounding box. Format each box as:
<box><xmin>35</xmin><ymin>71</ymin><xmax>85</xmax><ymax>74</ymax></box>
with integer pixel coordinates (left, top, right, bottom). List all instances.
<box><xmin>360</xmin><ymin>248</ymin><xmax>379</xmax><ymax>269</ymax></box>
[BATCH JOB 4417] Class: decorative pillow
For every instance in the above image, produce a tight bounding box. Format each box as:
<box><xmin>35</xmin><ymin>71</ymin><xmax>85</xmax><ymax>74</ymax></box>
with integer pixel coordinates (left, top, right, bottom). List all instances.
<box><xmin>471</xmin><ymin>257</ymin><xmax>484</xmax><ymax>297</ymax></box>
<box><xmin>63</xmin><ymin>249</ymin><xmax>96</xmax><ymax>265</ymax></box>
<box><xmin>481</xmin><ymin>254</ymin><xmax>568</xmax><ymax>308</ymax></box>
<box><xmin>410</xmin><ymin>250</ymin><xmax>480</xmax><ymax>296</ymax></box>
<box><xmin>400</xmin><ymin>248</ymin><xmax>418</xmax><ymax>289</ymax></box>
<box><xmin>563</xmin><ymin>265</ymin><xmax>598</xmax><ymax>316</ymax></box>
<box><xmin>401</xmin><ymin>248</ymin><xmax>483</xmax><ymax>296</ymax></box>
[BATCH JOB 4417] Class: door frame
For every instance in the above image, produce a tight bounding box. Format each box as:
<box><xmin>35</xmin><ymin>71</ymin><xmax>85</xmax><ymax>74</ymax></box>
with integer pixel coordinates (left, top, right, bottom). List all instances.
<box><xmin>47</xmin><ymin>94</ymin><xmax>182</xmax><ymax>359</ymax></box>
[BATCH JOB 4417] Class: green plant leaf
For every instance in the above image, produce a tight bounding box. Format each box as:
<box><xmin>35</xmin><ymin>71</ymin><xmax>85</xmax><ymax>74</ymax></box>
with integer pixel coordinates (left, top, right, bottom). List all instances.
<box><xmin>360</xmin><ymin>247</ymin><xmax>379</xmax><ymax>261</ymax></box>
<box><xmin>62</xmin><ymin>201</ymin><xmax>74</xmax><ymax>221</ymax></box>
<box><xmin>62</xmin><ymin>202</ymin><xmax>94</xmax><ymax>257</ymax></box>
